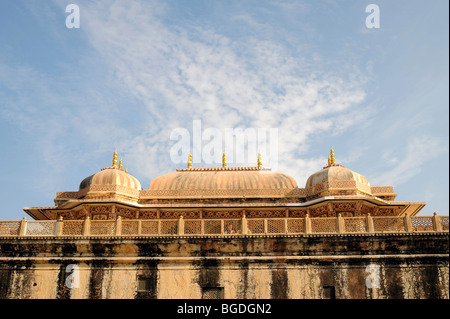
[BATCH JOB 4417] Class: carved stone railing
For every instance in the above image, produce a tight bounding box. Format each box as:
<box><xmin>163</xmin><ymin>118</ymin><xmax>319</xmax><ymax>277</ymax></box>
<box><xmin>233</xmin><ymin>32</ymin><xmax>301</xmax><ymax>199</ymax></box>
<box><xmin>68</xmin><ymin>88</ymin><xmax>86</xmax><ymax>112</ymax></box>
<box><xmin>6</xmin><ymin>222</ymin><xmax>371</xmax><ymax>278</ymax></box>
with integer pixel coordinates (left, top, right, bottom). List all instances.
<box><xmin>0</xmin><ymin>214</ymin><xmax>448</xmax><ymax>237</ymax></box>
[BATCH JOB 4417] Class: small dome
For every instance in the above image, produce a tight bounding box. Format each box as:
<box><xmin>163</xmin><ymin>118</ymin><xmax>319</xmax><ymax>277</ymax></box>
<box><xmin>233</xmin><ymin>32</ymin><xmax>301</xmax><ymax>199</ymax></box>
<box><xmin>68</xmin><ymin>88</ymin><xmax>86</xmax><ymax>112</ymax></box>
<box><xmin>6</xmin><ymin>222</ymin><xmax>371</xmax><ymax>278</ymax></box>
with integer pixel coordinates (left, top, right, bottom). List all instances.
<box><xmin>305</xmin><ymin>163</ymin><xmax>371</xmax><ymax>196</ymax></box>
<box><xmin>79</xmin><ymin>150</ymin><xmax>142</xmax><ymax>191</ymax></box>
<box><xmin>79</xmin><ymin>166</ymin><xmax>142</xmax><ymax>191</ymax></box>
<box><xmin>306</xmin><ymin>164</ymin><xmax>370</xmax><ymax>187</ymax></box>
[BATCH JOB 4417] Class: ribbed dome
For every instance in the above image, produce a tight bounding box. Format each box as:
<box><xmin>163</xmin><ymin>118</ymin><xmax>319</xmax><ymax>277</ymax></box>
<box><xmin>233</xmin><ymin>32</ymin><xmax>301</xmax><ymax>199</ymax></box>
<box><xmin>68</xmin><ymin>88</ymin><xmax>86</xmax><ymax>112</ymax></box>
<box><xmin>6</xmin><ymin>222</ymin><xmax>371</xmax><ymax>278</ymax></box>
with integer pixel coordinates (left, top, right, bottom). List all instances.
<box><xmin>80</xmin><ymin>166</ymin><xmax>142</xmax><ymax>191</ymax></box>
<box><xmin>305</xmin><ymin>163</ymin><xmax>370</xmax><ymax>196</ymax></box>
<box><xmin>306</xmin><ymin>164</ymin><xmax>369</xmax><ymax>188</ymax></box>
<box><xmin>148</xmin><ymin>167</ymin><xmax>298</xmax><ymax>191</ymax></box>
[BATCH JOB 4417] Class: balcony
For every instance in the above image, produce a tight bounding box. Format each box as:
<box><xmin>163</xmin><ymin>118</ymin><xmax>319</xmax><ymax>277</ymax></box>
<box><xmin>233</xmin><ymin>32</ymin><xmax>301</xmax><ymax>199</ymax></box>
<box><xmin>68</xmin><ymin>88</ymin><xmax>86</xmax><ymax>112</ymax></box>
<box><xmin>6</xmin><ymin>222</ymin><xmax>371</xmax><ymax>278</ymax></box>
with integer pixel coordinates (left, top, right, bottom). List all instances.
<box><xmin>0</xmin><ymin>213</ymin><xmax>448</xmax><ymax>237</ymax></box>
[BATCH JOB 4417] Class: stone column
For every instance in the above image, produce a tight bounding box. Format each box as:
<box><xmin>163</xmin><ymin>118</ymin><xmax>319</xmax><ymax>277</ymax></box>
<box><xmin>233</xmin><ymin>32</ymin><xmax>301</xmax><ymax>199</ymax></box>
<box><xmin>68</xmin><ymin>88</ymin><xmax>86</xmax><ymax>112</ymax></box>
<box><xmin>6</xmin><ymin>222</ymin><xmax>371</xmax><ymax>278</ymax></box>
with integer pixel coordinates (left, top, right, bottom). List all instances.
<box><xmin>115</xmin><ymin>216</ymin><xmax>122</xmax><ymax>236</ymax></box>
<box><xmin>433</xmin><ymin>213</ymin><xmax>443</xmax><ymax>232</ymax></box>
<box><xmin>337</xmin><ymin>213</ymin><xmax>345</xmax><ymax>233</ymax></box>
<box><xmin>19</xmin><ymin>217</ymin><xmax>27</xmax><ymax>236</ymax></box>
<box><xmin>178</xmin><ymin>215</ymin><xmax>185</xmax><ymax>235</ymax></box>
<box><xmin>305</xmin><ymin>214</ymin><xmax>312</xmax><ymax>234</ymax></box>
<box><xmin>366</xmin><ymin>214</ymin><xmax>374</xmax><ymax>233</ymax></box>
<box><xmin>241</xmin><ymin>214</ymin><xmax>248</xmax><ymax>235</ymax></box>
<box><xmin>404</xmin><ymin>215</ymin><xmax>413</xmax><ymax>232</ymax></box>
<box><xmin>82</xmin><ymin>217</ymin><xmax>91</xmax><ymax>236</ymax></box>
<box><xmin>137</xmin><ymin>220</ymin><xmax>142</xmax><ymax>235</ymax></box>
<box><xmin>56</xmin><ymin>217</ymin><xmax>64</xmax><ymax>236</ymax></box>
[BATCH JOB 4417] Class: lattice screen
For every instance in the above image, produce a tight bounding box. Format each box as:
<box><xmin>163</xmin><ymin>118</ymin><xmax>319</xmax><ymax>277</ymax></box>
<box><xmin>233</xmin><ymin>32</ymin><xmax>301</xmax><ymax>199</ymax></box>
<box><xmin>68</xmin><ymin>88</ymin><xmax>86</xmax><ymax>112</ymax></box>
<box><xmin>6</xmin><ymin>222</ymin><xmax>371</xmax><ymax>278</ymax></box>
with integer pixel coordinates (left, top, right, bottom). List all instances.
<box><xmin>26</xmin><ymin>221</ymin><xmax>57</xmax><ymax>236</ymax></box>
<box><xmin>0</xmin><ymin>221</ymin><xmax>21</xmax><ymax>236</ymax></box>
<box><xmin>224</xmin><ymin>220</ymin><xmax>241</xmax><ymax>234</ymax></box>
<box><xmin>247</xmin><ymin>219</ymin><xmax>264</xmax><ymax>234</ymax></box>
<box><xmin>287</xmin><ymin>219</ymin><xmax>304</xmax><ymax>233</ymax></box>
<box><xmin>6</xmin><ymin>215</ymin><xmax>447</xmax><ymax>238</ymax></box>
<box><xmin>411</xmin><ymin>217</ymin><xmax>434</xmax><ymax>232</ymax></box>
<box><xmin>184</xmin><ymin>220</ymin><xmax>201</xmax><ymax>235</ymax></box>
<box><xmin>344</xmin><ymin>217</ymin><xmax>367</xmax><ymax>233</ymax></box>
<box><xmin>160</xmin><ymin>220</ymin><xmax>178</xmax><ymax>235</ymax></box>
<box><xmin>310</xmin><ymin>218</ymin><xmax>337</xmax><ymax>233</ymax></box>
<box><xmin>141</xmin><ymin>220</ymin><xmax>159</xmax><ymax>235</ymax></box>
<box><xmin>122</xmin><ymin>220</ymin><xmax>139</xmax><ymax>235</ymax></box>
<box><xmin>247</xmin><ymin>210</ymin><xmax>285</xmax><ymax>218</ymax></box>
<box><xmin>440</xmin><ymin>217</ymin><xmax>449</xmax><ymax>231</ymax></box>
<box><xmin>90</xmin><ymin>220</ymin><xmax>115</xmax><ymax>235</ymax></box>
<box><xmin>289</xmin><ymin>210</ymin><xmax>306</xmax><ymax>218</ymax></box>
<box><xmin>62</xmin><ymin>221</ymin><xmax>83</xmax><ymax>236</ymax></box>
<box><xmin>204</xmin><ymin>211</ymin><xmax>241</xmax><ymax>219</ymax></box>
<box><xmin>267</xmin><ymin>219</ymin><xmax>285</xmax><ymax>234</ymax></box>
<box><xmin>373</xmin><ymin>217</ymin><xmax>405</xmax><ymax>232</ymax></box>
<box><xmin>204</xmin><ymin>220</ymin><xmax>221</xmax><ymax>234</ymax></box>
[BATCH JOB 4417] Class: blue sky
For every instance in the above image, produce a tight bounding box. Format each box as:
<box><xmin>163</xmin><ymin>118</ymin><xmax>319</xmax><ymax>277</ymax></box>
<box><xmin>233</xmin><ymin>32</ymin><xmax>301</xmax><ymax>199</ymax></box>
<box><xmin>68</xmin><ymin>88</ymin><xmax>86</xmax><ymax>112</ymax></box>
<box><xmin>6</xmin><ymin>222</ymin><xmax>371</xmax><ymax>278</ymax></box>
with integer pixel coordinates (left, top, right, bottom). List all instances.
<box><xmin>0</xmin><ymin>0</ymin><xmax>448</xmax><ymax>220</ymax></box>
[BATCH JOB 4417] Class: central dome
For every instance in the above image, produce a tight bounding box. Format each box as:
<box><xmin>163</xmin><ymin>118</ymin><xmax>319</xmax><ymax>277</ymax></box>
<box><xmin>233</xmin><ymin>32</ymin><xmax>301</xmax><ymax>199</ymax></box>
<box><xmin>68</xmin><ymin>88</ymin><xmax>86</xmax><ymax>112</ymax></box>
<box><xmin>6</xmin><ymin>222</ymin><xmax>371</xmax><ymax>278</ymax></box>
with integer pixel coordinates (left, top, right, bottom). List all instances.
<box><xmin>148</xmin><ymin>167</ymin><xmax>298</xmax><ymax>191</ymax></box>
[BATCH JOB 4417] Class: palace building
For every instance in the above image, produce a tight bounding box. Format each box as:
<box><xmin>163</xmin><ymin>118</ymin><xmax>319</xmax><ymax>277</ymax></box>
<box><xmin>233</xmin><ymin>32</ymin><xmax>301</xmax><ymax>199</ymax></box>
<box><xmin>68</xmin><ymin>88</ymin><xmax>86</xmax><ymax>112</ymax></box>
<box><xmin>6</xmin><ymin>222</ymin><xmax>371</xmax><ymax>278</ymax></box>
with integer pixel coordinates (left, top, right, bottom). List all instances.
<box><xmin>0</xmin><ymin>149</ymin><xmax>448</xmax><ymax>299</ymax></box>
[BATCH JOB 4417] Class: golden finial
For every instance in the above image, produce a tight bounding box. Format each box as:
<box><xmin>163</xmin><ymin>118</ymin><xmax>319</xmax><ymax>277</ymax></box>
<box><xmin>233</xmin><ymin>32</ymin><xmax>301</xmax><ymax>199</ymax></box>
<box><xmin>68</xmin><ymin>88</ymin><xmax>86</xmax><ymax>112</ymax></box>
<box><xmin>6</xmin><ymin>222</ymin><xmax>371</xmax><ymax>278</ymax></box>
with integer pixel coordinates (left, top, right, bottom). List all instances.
<box><xmin>187</xmin><ymin>151</ymin><xmax>192</xmax><ymax>169</ymax></box>
<box><xmin>119</xmin><ymin>158</ymin><xmax>123</xmax><ymax>170</ymax></box>
<box><xmin>125</xmin><ymin>167</ymin><xmax>128</xmax><ymax>174</ymax></box>
<box><xmin>257</xmin><ymin>152</ymin><xmax>262</xmax><ymax>168</ymax></box>
<box><xmin>112</xmin><ymin>149</ymin><xmax>118</xmax><ymax>167</ymax></box>
<box><xmin>327</xmin><ymin>156</ymin><xmax>331</xmax><ymax>166</ymax></box>
<box><xmin>222</xmin><ymin>152</ymin><xmax>227</xmax><ymax>167</ymax></box>
<box><xmin>329</xmin><ymin>147</ymin><xmax>335</xmax><ymax>165</ymax></box>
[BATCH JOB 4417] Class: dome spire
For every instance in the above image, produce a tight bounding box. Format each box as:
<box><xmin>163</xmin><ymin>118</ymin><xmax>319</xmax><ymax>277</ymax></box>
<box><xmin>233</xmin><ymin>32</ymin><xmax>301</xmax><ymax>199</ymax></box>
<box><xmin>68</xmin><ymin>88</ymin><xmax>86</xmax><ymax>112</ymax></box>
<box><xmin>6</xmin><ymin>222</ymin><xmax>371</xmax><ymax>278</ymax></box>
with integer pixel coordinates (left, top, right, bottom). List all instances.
<box><xmin>112</xmin><ymin>149</ymin><xmax>118</xmax><ymax>167</ymax></box>
<box><xmin>187</xmin><ymin>151</ymin><xmax>192</xmax><ymax>169</ymax></box>
<box><xmin>329</xmin><ymin>146</ymin><xmax>335</xmax><ymax>165</ymax></box>
<box><xmin>119</xmin><ymin>158</ymin><xmax>123</xmax><ymax>170</ymax></box>
<box><xmin>257</xmin><ymin>152</ymin><xmax>262</xmax><ymax>169</ymax></box>
<box><xmin>222</xmin><ymin>152</ymin><xmax>227</xmax><ymax>167</ymax></box>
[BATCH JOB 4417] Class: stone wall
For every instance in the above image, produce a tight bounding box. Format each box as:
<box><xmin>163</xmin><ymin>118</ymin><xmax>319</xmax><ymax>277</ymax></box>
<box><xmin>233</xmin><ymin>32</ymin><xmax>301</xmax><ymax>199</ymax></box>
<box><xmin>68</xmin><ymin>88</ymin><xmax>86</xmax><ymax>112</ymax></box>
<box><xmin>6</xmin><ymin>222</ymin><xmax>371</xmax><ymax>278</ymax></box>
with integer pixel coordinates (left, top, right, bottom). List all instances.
<box><xmin>0</xmin><ymin>233</ymin><xmax>448</xmax><ymax>299</ymax></box>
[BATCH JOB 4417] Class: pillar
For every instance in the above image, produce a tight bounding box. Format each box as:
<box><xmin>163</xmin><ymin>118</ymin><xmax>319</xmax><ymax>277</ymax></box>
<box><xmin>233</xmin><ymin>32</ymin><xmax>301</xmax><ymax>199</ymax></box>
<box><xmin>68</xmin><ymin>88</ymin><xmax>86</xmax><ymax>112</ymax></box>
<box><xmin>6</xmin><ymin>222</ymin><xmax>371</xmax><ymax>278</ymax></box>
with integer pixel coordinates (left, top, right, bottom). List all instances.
<box><xmin>115</xmin><ymin>216</ymin><xmax>122</xmax><ymax>236</ymax></box>
<box><xmin>305</xmin><ymin>214</ymin><xmax>311</xmax><ymax>234</ymax></box>
<box><xmin>56</xmin><ymin>217</ymin><xmax>64</xmax><ymax>236</ymax></box>
<box><xmin>19</xmin><ymin>217</ymin><xmax>27</xmax><ymax>236</ymax></box>
<box><xmin>83</xmin><ymin>217</ymin><xmax>91</xmax><ymax>236</ymax></box>
<box><xmin>433</xmin><ymin>213</ymin><xmax>443</xmax><ymax>232</ymax></box>
<box><xmin>178</xmin><ymin>215</ymin><xmax>185</xmax><ymax>235</ymax></box>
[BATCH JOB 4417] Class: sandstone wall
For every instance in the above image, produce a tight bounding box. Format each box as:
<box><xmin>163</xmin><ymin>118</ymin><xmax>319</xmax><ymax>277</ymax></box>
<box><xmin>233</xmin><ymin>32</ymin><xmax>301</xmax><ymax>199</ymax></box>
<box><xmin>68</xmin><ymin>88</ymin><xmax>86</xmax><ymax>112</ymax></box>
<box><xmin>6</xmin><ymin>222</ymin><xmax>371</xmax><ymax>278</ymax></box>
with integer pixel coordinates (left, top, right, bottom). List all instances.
<box><xmin>0</xmin><ymin>234</ymin><xmax>448</xmax><ymax>299</ymax></box>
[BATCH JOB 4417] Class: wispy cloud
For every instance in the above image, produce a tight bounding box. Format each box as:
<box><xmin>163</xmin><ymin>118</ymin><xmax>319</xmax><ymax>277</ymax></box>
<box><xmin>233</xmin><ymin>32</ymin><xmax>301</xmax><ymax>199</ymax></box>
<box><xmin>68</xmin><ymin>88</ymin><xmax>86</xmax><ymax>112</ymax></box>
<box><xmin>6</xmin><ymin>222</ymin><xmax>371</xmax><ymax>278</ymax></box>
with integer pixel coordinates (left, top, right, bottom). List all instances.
<box><xmin>372</xmin><ymin>135</ymin><xmax>448</xmax><ymax>186</ymax></box>
<box><xmin>73</xmin><ymin>0</ymin><xmax>369</xmax><ymax>184</ymax></box>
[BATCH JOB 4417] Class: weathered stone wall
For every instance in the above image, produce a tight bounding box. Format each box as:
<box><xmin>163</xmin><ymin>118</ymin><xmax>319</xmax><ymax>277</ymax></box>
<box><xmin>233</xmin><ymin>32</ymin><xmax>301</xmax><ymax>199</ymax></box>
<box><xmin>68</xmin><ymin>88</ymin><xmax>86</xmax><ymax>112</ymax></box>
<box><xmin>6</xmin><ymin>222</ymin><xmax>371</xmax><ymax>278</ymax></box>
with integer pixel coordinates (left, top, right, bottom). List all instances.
<box><xmin>0</xmin><ymin>233</ymin><xmax>448</xmax><ymax>299</ymax></box>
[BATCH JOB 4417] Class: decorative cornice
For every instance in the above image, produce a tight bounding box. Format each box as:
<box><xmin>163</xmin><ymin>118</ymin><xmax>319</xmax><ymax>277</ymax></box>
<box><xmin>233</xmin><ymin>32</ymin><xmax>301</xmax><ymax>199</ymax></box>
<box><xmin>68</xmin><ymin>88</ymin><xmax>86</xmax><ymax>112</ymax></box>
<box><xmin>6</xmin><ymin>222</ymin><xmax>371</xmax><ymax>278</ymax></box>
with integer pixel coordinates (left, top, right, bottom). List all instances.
<box><xmin>176</xmin><ymin>166</ymin><xmax>271</xmax><ymax>172</ymax></box>
<box><xmin>1</xmin><ymin>232</ymin><xmax>448</xmax><ymax>241</ymax></box>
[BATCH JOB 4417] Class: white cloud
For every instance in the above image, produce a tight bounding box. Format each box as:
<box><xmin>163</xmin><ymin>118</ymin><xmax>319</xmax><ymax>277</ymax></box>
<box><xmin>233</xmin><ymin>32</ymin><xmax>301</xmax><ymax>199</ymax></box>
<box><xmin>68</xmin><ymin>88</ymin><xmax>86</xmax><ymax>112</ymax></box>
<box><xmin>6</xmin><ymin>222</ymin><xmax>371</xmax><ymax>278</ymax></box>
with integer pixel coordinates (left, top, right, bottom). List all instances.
<box><xmin>0</xmin><ymin>0</ymin><xmax>371</xmax><ymax>189</ymax></box>
<box><xmin>371</xmin><ymin>135</ymin><xmax>448</xmax><ymax>186</ymax></box>
<box><xmin>70</xmin><ymin>0</ymin><xmax>370</xmax><ymax>184</ymax></box>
